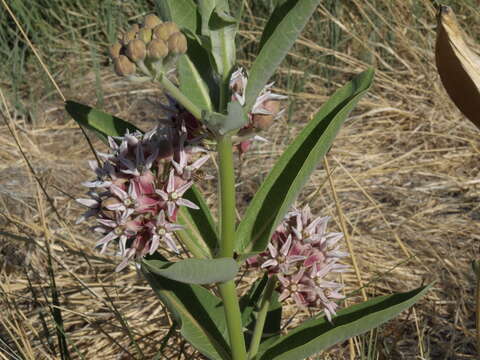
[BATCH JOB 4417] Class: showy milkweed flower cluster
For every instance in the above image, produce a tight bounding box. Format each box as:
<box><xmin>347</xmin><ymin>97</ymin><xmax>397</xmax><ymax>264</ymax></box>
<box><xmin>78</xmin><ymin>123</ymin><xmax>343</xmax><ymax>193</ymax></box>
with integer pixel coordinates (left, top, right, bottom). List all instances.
<box><xmin>248</xmin><ymin>206</ymin><xmax>349</xmax><ymax>321</ymax></box>
<box><xmin>76</xmin><ymin>120</ymin><xmax>209</xmax><ymax>271</ymax></box>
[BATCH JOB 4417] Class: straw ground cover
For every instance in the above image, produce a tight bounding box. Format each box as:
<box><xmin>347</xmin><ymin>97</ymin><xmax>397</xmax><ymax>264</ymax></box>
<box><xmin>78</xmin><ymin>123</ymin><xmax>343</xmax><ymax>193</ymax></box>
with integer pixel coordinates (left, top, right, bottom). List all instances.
<box><xmin>1</xmin><ymin>0</ymin><xmax>480</xmax><ymax>358</ymax></box>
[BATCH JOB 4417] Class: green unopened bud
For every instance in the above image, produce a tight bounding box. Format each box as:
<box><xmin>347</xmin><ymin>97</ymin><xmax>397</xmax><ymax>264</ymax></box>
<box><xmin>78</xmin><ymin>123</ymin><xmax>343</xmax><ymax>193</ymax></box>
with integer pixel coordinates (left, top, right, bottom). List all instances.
<box><xmin>122</xmin><ymin>30</ymin><xmax>137</xmax><ymax>45</ymax></box>
<box><xmin>109</xmin><ymin>42</ymin><xmax>123</xmax><ymax>59</ymax></box>
<box><xmin>147</xmin><ymin>39</ymin><xmax>169</xmax><ymax>60</ymax></box>
<box><xmin>153</xmin><ymin>22</ymin><xmax>179</xmax><ymax>41</ymax></box>
<box><xmin>144</xmin><ymin>14</ymin><xmax>162</xmax><ymax>29</ymax></box>
<box><xmin>126</xmin><ymin>39</ymin><xmax>147</xmax><ymax>62</ymax></box>
<box><xmin>138</xmin><ymin>28</ymin><xmax>152</xmax><ymax>43</ymax></box>
<box><xmin>167</xmin><ymin>32</ymin><xmax>187</xmax><ymax>55</ymax></box>
<box><xmin>114</xmin><ymin>55</ymin><xmax>136</xmax><ymax>76</ymax></box>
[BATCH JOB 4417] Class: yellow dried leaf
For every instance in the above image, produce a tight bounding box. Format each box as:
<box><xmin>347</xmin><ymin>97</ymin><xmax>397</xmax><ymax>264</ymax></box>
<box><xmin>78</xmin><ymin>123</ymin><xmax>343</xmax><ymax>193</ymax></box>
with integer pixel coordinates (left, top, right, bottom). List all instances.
<box><xmin>435</xmin><ymin>5</ymin><xmax>480</xmax><ymax>129</ymax></box>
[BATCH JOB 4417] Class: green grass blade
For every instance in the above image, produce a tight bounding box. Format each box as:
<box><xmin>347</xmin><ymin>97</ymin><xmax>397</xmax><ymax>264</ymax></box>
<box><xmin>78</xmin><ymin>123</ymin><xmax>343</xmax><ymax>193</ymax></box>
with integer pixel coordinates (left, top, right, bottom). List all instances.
<box><xmin>236</xmin><ymin>69</ymin><xmax>374</xmax><ymax>256</ymax></box>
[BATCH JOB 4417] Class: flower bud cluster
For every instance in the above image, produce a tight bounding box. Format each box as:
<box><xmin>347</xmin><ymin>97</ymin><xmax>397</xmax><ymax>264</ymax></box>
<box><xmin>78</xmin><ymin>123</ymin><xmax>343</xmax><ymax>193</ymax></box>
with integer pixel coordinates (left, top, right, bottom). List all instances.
<box><xmin>76</xmin><ymin>121</ymin><xmax>209</xmax><ymax>271</ymax></box>
<box><xmin>109</xmin><ymin>14</ymin><xmax>188</xmax><ymax>78</ymax></box>
<box><xmin>247</xmin><ymin>206</ymin><xmax>349</xmax><ymax>322</ymax></box>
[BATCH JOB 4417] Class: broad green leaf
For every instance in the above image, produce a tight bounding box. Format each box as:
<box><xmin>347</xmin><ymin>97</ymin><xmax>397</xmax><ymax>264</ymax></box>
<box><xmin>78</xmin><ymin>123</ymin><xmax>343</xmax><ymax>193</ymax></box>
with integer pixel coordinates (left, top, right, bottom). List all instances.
<box><xmin>256</xmin><ymin>283</ymin><xmax>433</xmax><ymax>360</ymax></box>
<box><xmin>198</xmin><ymin>0</ymin><xmax>236</xmax><ymax>78</ymax></box>
<box><xmin>183</xmin><ymin>34</ymin><xmax>221</xmax><ymax>110</ymax></box>
<box><xmin>155</xmin><ymin>0</ymin><xmax>197</xmax><ymax>33</ymax></box>
<box><xmin>177</xmin><ymin>186</ymin><xmax>219</xmax><ymax>258</ymax></box>
<box><xmin>244</xmin><ymin>0</ymin><xmax>320</xmax><ymax>110</ymax></box>
<box><xmin>258</xmin><ymin>0</ymin><xmax>295</xmax><ymax>51</ymax></box>
<box><xmin>65</xmin><ymin>101</ymin><xmax>219</xmax><ymax>260</ymax></box>
<box><xmin>143</xmin><ymin>257</ymin><xmax>238</xmax><ymax>284</ymax></box>
<box><xmin>142</xmin><ymin>263</ymin><xmax>231</xmax><ymax>359</ymax></box>
<box><xmin>236</xmin><ymin>69</ymin><xmax>374</xmax><ymax>255</ymax></box>
<box><xmin>65</xmin><ymin>100</ymin><xmax>140</xmax><ymax>143</ymax></box>
<box><xmin>178</xmin><ymin>55</ymin><xmax>213</xmax><ymax>112</ymax></box>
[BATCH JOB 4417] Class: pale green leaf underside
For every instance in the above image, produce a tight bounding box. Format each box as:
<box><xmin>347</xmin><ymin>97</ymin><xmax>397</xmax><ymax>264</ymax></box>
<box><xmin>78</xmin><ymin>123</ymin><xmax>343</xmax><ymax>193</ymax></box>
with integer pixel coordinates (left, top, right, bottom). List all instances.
<box><xmin>245</xmin><ymin>0</ymin><xmax>321</xmax><ymax>110</ymax></box>
<box><xmin>143</xmin><ymin>258</ymin><xmax>238</xmax><ymax>284</ymax></box>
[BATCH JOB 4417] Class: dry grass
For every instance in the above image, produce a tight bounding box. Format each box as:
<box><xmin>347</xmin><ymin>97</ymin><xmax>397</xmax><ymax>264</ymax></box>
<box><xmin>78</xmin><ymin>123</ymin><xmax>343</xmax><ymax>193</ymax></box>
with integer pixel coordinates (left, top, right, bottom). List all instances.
<box><xmin>1</xmin><ymin>0</ymin><xmax>480</xmax><ymax>359</ymax></box>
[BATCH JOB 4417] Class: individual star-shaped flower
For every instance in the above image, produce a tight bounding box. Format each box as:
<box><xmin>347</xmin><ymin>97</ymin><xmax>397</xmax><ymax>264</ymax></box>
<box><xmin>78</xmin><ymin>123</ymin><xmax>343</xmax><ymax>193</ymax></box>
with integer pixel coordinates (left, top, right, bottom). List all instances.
<box><xmin>150</xmin><ymin>210</ymin><xmax>183</xmax><ymax>254</ymax></box>
<box><xmin>155</xmin><ymin>169</ymin><xmax>199</xmax><ymax>217</ymax></box>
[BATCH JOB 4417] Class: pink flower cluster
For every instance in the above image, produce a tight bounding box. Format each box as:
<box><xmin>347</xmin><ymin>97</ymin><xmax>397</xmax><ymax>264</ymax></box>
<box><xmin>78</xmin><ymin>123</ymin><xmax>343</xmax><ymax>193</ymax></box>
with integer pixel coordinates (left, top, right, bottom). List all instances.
<box><xmin>76</xmin><ymin>121</ymin><xmax>208</xmax><ymax>271</ymax></box>
<box><xmin>248</xmin><ymin>206</ymin><xmax>349</xmax><ymax>322</ymax></box>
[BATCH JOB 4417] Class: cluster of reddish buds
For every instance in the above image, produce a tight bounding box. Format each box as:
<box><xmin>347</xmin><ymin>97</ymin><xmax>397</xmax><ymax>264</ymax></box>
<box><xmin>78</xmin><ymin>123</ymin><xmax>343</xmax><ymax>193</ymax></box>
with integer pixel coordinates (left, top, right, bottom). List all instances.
<box><xmin>229</xmin><ymin>68</ymin><xmax>287</xmax><ymax>153</ymax></box>
<box><xmin>76</xmin><ymin>120</ymin><xmax>209</xmax><ymax>271</ymax></box>
<box><xmin>248</xmin><ymin>206</ymin><xmax>349</xmax><ymax>322</ymax></box>
<box><xmin>109</xmin><ymin>14</ymin><xmax>187</xmax><ymax>79</ymax></box>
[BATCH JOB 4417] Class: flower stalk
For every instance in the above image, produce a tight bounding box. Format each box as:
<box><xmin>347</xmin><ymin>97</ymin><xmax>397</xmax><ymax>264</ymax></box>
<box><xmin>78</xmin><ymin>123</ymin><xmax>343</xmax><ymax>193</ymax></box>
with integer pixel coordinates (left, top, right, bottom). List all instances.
<box><xmin>248</xmin><ymin>276</ymin><xmax>277</xmax><ymax>359</ymax></box>
<box><xmin>217</xmin><ymin>134</ymin><xmax>247</xmax><ymax>360</ymax></box>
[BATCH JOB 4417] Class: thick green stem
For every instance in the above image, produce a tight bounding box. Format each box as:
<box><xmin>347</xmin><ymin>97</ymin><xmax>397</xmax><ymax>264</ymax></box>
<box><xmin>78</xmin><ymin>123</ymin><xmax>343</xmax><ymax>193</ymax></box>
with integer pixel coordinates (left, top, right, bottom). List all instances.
<box><xmin>217</xmin><ymin>135</ymin><xmax>236</xmax><ymax>258</ymax></box>
<box><xmin>248</xmin><ymin>276</ymin><xmax>277</xmax><ymax>359</ymax></box>
<box><xmin>160</xmin><ymin>76</ymin><xmax>203</xmax><ymax>120</ymax></box>
<box><xmin>219</xmin><ymin>281</ymin><xmax>247</xmax><ymax>360</ymax></box>
<box><xmin>217</xmin><ymin>135</ymin><xmax>247</xmax><ymax>360</ymax></box>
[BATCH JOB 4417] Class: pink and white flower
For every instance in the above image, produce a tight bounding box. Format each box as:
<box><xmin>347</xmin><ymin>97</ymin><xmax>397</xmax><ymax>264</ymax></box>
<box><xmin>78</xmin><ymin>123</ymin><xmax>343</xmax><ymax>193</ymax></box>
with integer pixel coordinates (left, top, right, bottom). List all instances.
<box><xmin>248</xmin><ymin>206</ymin><xmax>349</xmax><ymax>322</ymax></box>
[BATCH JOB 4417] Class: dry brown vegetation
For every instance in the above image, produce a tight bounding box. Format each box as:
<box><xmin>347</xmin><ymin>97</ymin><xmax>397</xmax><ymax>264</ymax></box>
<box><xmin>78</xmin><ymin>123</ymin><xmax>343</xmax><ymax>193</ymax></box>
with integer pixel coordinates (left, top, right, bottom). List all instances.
<box><xmin>1</xmin><ymin>1</ymin><xmax>480</xmax><ymax>359</ymax></box>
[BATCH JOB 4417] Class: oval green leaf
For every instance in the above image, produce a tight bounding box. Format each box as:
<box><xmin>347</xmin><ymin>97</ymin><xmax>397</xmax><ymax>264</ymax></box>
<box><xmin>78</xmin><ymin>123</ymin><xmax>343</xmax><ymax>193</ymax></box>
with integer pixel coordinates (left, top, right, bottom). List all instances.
<box><xmin>178</xmin><ymin>55</ymin><xmax>214</xmax><ymax>113</ymax></box>
<box><xmin>256</xmin><ymin>283</ymin><xmax>433</xmax><ymax>360</ymax></box>
<box><xmin>65</xmin><ymin>100</ymin><xmax>141</xmax><ymax>143</ymax></box>
<box><xmin>236</xmin><ymin>69</ymin><xmax>374</xmax><ymax>256</ymax></box>
<box><xmin>143</xmin><ymin>257</ymin><xmax>238</xmax><ymax>284</ymax></box>
<box><xmin>244</xmin><ymin>0</ymin><xmax>321</xmax><ymax>110</ymax></box>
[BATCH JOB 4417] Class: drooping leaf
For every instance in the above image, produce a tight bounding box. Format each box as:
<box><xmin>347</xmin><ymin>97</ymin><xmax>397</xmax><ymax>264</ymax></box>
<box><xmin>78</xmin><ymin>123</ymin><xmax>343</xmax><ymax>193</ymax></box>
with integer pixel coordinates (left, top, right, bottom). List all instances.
<box><xmin>142</xmin><ymin>263</ymin><xmax>231</xmax><ymax>360</ymax></box>
<box><xmin>155</xmin><ymin>0</ymin><xmax>198</xmax><ymax>33</ymax></box>
<box><xmin>435</xmin><ymin>5</ymin><xmax>480</xmax><ymax>129</ymax></box>
<box><xmin>178</xmin><ymin>55</ymin><xmax>214</xmax><ymax>113</ymax></box>
<box><xmin>236</xmin><ymin>69</ymin><xmax>374</xmax><ymax>256</ymax></box>
<box><xmin>65</xmin><ymin>100</ymin><xmax>140</xmax><ymax>143</ymax></box>
<box><xmin>143</xmin><ymin>257</ymin><xmax>238</xmax><ymax>284</ymax></box>
<box><xmin>256</xmin><ymin>283</ymin><xmax>433</xmax><ymax>360</ymax></box>
<box><xmin>245</xmin><ymin>0</ymin><xmax>320</xmax><ymax>110</ymax></box>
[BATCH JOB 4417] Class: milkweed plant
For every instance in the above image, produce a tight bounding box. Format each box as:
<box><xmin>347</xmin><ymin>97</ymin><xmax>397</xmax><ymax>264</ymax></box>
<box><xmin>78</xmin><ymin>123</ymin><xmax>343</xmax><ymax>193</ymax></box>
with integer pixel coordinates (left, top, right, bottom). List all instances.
<box><xmin>68</xmin><ymin>1</ymin><xmax>432</xmax><ymax>359</ymax></box>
